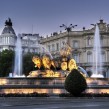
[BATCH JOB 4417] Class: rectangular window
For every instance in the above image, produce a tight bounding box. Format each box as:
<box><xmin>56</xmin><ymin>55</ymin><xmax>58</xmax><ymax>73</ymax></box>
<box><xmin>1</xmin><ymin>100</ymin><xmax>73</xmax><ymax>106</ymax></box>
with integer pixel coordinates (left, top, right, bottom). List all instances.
<box><xmin>52</xmin><ymin>44</ymin><xmax>55</xmax><ymax>51</ymax></box>
<box><xmin>87</xmin><ymin>53</ymin><xmax>92</xmax><ymax>63</ymax></box>
<box><xmin>56</xmin><ymin>43</ymin><xmax>59</xmax><ymax>51</ymax></box>
<box><xmin>48</xmin><ymin>45</ymin><xmax>51</xmax><ymax>52</ymax></box>
<box><xmin>87</xmin><ymin>38</ymin><xmax>91</xmax><ymax>46</ymax></box>
<box><xmin>73</xmin><ymin>41</ymin><xmax>78</xmax><ymax>48</ymax></box>
<box><xmin>73</xmin><ymin>54</ymin><xmax>79</xmax><ymax>63</ymax></box>
<box><xmin>101</xmin><ymin>39</ymin><xmax>103</xmax><ymax>46</ymax></box>
<box><xmin>102</xmin><ymin>53</ymin><xmax>105</xmax><ymax>62</ymax></box>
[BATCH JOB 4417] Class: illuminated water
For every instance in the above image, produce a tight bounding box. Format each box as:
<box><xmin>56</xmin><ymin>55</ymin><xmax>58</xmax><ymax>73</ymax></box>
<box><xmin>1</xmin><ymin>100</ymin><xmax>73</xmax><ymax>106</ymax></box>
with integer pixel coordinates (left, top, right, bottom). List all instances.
<box><xmin>91</xmin><ymin>24</ymin><xmax>103</xmax><ymax>78</ymax></box>
<box><xmin>36</xmin><ymin>44</ymin><xmax>53</xmax><ymax>59</ymax></box>
<box><xmin>13</xmin><ymin>34</ymin><xmax>23</xmax><ymax>77</ymax></box>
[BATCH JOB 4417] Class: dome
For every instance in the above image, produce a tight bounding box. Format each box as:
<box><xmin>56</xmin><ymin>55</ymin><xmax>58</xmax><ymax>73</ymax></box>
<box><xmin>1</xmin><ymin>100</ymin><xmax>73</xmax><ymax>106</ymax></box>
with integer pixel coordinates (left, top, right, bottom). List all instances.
<box><xmin>2</xmin><ymin>26</ymin><xmax>16</xmax><ymax>35</ymax></box>
<box><xmin>1</xmin><ymin>18</ymin><xmax>16</xmax><ymax>35</ymax></box>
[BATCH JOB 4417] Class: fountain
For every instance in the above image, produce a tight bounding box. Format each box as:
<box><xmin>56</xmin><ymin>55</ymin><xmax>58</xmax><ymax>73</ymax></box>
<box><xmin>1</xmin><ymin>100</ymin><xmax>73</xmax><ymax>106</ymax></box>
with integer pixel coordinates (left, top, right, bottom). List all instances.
<box><xmin>91</xmin><ymin>24</ymin><xmax>104</xmax><ymax>78</ymax></box>
<box><xmin>37</xmin><ymin>44</ymin><xmax>53</xmax><ymax>59</ymax></box>
<box><xmin>13</xmin><ymin>34</ymin><xmax>24</xmax><ymax>77</ymax></box>
<box><xmin>0</xmin><ymin>38</ymin><xmax>109</xmax><ymax>95</ymax></box>
<box><xmin>28</xmin><ymin>42</ymin><xmax>87</xmax><ymax>78</ymax></box>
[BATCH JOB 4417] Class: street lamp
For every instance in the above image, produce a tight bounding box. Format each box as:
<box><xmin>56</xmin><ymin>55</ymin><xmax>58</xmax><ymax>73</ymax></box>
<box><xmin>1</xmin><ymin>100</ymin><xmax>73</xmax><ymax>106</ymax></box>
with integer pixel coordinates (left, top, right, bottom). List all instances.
<box><xmin>60</xmin><ymin>24</ymin><xmax>77</xmax><ymax>59</ymax></box>
<box><xmin>60</xmin><ymin>24</ymin><xmax>77</xmax><ymax>33</ymax></box>
<box><xmin>60</xmin><ymin>24</ymin><xmax>77</xmax><ymax>44</ymax></box>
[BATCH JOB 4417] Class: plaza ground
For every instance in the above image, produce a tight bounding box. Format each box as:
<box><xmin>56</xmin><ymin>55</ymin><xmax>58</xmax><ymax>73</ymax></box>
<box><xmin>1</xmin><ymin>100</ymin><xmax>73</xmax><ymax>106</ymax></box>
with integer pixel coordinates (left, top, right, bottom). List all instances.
<box><xmin>0</xmin><ymin>97</ymin><xmax>109</xmax><ymax>109</ymax></box>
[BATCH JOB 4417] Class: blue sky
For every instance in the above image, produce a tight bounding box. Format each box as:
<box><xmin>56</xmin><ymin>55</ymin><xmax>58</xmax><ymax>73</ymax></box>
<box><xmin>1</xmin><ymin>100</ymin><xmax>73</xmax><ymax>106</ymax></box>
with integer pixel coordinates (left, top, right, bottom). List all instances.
<box><xmin>0</xmin><ymin>0</ymin><xmax>109</xmax><ymax>36</ymax></box>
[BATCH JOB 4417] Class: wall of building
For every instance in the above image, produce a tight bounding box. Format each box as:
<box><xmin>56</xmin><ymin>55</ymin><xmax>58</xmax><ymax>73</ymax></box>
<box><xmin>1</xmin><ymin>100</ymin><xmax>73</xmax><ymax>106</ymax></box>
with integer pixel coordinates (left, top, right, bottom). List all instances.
<box><xmin>40</xmin><ymin>20</ymin><xmax>109</xmax><ymax>78</ymax></box>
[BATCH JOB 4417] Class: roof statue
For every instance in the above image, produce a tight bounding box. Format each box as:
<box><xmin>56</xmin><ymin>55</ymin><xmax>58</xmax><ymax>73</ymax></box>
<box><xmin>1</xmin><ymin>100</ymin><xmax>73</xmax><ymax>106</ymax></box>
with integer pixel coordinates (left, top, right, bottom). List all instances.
<box><xmin>2</xmin><ymin>18</ymin><xmax>15</xmax><ymax>35</ymax></box>
<box><xmin>5</xmin><ymin>18</ymin><xmax>12</xmax><ymax>26</ymax></box>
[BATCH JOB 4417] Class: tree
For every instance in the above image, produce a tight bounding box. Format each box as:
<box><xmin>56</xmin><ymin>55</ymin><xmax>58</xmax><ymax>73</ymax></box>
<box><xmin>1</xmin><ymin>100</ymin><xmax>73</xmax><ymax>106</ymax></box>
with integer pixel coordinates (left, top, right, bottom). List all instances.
<box><xmin>64</xmin><ymin>69</ymin><xmax>87</xmax><ymax>96</ymax></box>
<box><xmin>23</xmin><ymin>53</ymin><xmax>38</xmax><ymax>76</ymax></box>
<box><xmin>0</xmin><ymin>50</ymin><xmax>14</xmax><ymax>77</ymax></box>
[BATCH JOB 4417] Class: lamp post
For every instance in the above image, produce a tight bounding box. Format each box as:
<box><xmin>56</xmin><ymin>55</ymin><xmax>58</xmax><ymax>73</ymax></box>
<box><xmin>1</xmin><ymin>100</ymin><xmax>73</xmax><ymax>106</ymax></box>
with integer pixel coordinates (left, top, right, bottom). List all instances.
<box><xmin>60</xmin><ymin>24</ymin><xmax>77</xmax><ymax>59</ymax></box>
<box><xmin>60</xmin><ymin>24</ymin><xmax>77</xmax><ymax>45</ymax></box>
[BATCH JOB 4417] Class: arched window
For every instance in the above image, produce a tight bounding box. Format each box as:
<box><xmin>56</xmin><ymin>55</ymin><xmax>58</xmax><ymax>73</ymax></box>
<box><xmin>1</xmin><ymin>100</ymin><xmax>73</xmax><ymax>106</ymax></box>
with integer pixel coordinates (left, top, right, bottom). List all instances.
<box><xmin>87</xmin><ymin>37</ymin><xmax>91</xmax><ymax>46</ymax></box>
<box><xmin>48</xmin><ymin>45</ymin><xmax>51</xmax><ymax>52</ymax></box>
<box><xmin>87</xmin><ymin>51</ymin><xmax>92</xmax><ymax>62</ymax></box>
<box><xmin>52</xmin><ymin>44</ymin><xmax>55</xmax><ymax>51</ymax></box>
<box><xmin>102</xmin><ymin>51</ymin><xmax>105</xmax><ymax>62</ymax></box>
<box><xmin>100</xmin><ymin>36</ymin><xmax>103</xmax><ymax>46</ymax></box>
<box><xmin>72</xmin><ymin>40</ymin><xmax>79</xmax><ymax>48</ymax></box>
<box><xmin>56</xmin><ymin>43</ymin><xmax>59</xmax><ymax>51</ymax></box>
<box><xmin>73</xmin><ymin>53</ymin><xmax>79</xmax><ymax>63</ymax></box>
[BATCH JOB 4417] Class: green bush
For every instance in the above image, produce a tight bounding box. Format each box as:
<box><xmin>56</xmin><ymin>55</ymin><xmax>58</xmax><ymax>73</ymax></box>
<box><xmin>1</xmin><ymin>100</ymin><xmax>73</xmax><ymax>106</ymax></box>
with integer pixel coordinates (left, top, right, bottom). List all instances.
<box><xmin>65</xmin><ymin>69</ymin><xmax>87</xmax><ymax>96</ymax></box>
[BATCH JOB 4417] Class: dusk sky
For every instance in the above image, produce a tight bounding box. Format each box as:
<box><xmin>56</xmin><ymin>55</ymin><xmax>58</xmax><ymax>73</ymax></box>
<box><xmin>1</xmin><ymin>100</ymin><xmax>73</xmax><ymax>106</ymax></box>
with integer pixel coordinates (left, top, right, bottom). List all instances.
<box><xmin>0</xmin><ymin>0</ymin><xmax>109</xmax><ymax>37</ymax></box>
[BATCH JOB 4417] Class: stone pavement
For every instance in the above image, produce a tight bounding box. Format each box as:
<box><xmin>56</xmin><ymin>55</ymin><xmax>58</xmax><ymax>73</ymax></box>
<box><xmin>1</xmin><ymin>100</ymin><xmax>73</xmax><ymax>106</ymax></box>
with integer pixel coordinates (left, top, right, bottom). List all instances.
<box><xmin>0</xmin><ymin>97</ymin><xmax>109</xmax><ymax>109</ymax></box>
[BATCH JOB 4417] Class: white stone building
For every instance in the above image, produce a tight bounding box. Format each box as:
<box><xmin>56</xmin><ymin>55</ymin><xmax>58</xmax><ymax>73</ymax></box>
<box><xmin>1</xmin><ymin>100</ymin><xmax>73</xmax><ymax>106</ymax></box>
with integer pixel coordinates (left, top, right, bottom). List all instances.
<box><xmin>21</xmin><ymin>33</ymin><xmax>42</xmax><ymax>53</ymax></box>
<box><xmin>0</xmin><ymin>18</ymin><xmax>42</xmax><ymax>53</ymax></box>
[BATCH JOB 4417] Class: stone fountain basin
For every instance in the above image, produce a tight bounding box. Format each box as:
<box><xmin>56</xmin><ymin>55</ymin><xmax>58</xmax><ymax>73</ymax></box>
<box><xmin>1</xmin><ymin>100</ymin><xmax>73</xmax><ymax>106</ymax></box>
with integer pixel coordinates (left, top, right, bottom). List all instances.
<box><xmin>0</xmin><ymin>77</ymin><xmax>109</xmax><ymax>85</ymax></box>
<box><xmin>0</xmin><ymin>77</ymin><xmax>109</xmax><ymax>94</ymax></box>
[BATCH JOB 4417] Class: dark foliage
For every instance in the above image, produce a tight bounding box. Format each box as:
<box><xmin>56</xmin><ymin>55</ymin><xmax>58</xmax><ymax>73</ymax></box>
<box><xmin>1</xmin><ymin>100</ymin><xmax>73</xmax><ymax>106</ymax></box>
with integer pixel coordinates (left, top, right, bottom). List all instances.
<box><xmin>59</xmin><ymin>93</ymin><xmax>109</xmax><ymax>97</ymax></box>
<box><xmin>23</xmin><ymin>53</ymin><xmax>34</xmax><ymax>76</ymax></box>
<box><xmin>0</xmin><ymin>92</ymin><xmax>49</xmax><ymax>97</ymax></box>
<box><xmin>0</xmin><ymin>49</ymin><xmax>40</xmax><ymax>77</ymax></box>
<box><xmin>65</xmin><ymin>69</ymin><xmax>87</xmax><ymax>96</ymax></box>
<box><xmin>0</xmin><ymin>50</ymin><xmax>14</xmax><ymax>77</ymax></box>
<box><xmin>23</xmin><ymin>53</ymin><xmax>39</xmax><ymax>76</ymax></box>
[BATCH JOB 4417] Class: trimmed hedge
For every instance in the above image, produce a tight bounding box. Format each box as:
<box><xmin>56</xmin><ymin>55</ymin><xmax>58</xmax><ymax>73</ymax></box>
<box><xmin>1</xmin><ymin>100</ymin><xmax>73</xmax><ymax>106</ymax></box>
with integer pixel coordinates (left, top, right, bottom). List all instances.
<box><xmin>65</xmin><ymin>69</ymin><xmax>87</xmax><ymax>96</ymax></box>
<box><xmin>59</xmin><ymin>93</ymin><xmax>109</xmax><ymax>97</ymax></box>
<box><xmin>0</xmin><ymin>92</ymin><xmax>49</xmax><ymax>97</ymax></box>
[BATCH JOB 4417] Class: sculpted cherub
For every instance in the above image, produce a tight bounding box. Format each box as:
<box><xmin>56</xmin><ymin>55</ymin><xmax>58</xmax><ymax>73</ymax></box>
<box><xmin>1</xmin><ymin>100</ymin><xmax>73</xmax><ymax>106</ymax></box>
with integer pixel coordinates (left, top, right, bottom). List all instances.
<box><xmin>68</xmin><ymin>59</ymin><xmax>78</xmax><ymax>71</ymax></box>
<box><xmin>42</xmin><ymin>55</ymin><xmax>52</xmax><ymax>69</ymax></box>
<box><xmin>61</xmin><ymin>61</ymin><xmax>67</xmax><ymax>71</ymax></box>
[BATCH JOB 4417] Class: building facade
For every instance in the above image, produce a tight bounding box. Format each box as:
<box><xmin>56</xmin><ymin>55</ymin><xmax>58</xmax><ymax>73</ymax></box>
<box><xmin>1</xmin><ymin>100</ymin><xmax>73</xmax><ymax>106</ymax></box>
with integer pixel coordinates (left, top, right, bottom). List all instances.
<box><xmin>0</xmin><ymin>18</ymin><xmax>42</xmax><ymax>53</ymax></box>
<box><xmin>21</xmin><ymin>33</ymin><xmax>42</xmax><ymax>53</ymax></box>
<box><xmin>40</xmin><ymin>19</ymin><xmax>109</xmax><ymax>77</ymax></box>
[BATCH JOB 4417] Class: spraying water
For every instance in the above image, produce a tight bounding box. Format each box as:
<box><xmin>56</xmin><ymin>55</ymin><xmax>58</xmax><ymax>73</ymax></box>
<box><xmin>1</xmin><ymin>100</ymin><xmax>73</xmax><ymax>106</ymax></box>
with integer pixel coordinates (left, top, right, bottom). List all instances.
<box><xmin>91</xmin><ymin>24</ymin><xmax>104</xmax><ymax>78</ymax></box>
<box><xmin>36</xmin><ymin>44</ymin><xmax>53</xmax><ymax>59</ymax></box>
<box><xmin>13</xmin><ymin>34</ymin><xmax>23</xmax><ymax>77</ymax></box>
